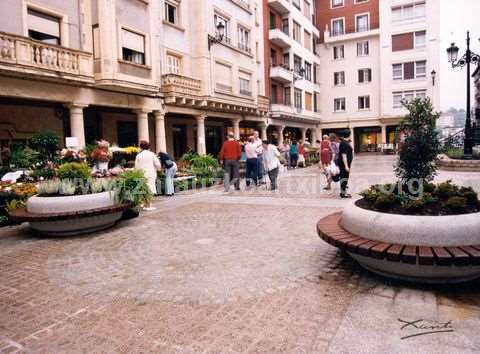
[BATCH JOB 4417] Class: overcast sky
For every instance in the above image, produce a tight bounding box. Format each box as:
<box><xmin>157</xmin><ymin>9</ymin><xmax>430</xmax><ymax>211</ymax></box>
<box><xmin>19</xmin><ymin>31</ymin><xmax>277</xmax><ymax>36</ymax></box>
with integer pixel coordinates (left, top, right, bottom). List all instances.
<box><xmin>439</xmin><ymin>0</ymin><xmax>480</xmax><ymax>111</ymax></box>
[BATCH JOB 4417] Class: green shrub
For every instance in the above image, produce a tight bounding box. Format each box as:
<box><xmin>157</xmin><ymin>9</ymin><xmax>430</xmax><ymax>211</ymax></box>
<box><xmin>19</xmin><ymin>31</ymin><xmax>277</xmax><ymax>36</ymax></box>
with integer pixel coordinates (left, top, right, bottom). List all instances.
<box><xmin>373</xmin><ymin>193</ymin><xmax>398</xmax><ymax>211</ymax></box>
<box><xmin>29</xmin><ymin>167</ymin><xmax>56</xmax><ymax>181</ymax></box>
<box><xmin>459</xmin><ymin>186</ymin><xmax>479</xmax><ymax>207</ymax></box>
<box><xmin>58</xmin><ymin>162</ymin><xmax>91</xmax><ymax>181</ymax></box>
<box><xmin>446</xmin><ymin>196</ymin><xmax>468</xmax><ymax>213</ymax></box>
<box><xmin>395</xmin><ymin>98</ymin><xmax>440</xmax><ymax>183</ymax></box>
<box><xmin>188</xmin><ymin>154</ymin><xmax>220</xmax><ymax>178</ymax></box>
<box><xmin>446</xmin><ymin>147</ymin><xmax>464</xmax><ymax>160</ymax></box>
<box><xmin>10</xmin><ymin>147</ymin><xmax>39</xmax><ymax>169</ymax></box>
<box><xmin>434</xmin><ymin>180</ymin><xmax>459</xmax><ymax>199</ymax></box>
<box><xmin>404</xmin><ymin>198</ymin><xmax>425</xmax><ymax>213</ymax></box>
<box><xmin>30</xmin><ymin>131</ymin><xmax>60</xmax><ymax>161</ymax></box>
<box><xmin>112</xmin><ymin>169</ymin><xmax>152</xmax><ymax>206</ymax></box>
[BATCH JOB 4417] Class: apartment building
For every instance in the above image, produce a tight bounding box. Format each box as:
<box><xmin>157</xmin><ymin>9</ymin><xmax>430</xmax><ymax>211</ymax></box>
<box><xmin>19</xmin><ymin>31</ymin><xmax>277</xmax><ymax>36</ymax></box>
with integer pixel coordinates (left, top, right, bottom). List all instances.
<box><xmin>0</xmin><ymin>0</ymin><xmax>269</xmax><ymax>158</ymax></box>
<box><xmin>264</xmin><ymin>0</ymin><xmax>322</xmax><ymax>144</ymax></box>
<box><xmin>316</xmin><ymin>0</ymin><xmax>439</xmax><ymax>153</ymax></box>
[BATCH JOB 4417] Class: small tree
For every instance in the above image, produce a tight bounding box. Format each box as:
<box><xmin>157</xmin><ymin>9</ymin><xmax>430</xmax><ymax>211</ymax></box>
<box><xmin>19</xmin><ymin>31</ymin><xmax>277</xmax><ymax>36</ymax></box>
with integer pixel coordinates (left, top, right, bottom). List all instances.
<box><xmin>30</xmin><ymin>131</ymin><xmax>60</xmax><ymax>162</ymax></box>
<box><xmin>395</xmin><ymin>98</ymin><xmax>440</xmax><ymax>183</ymax></box>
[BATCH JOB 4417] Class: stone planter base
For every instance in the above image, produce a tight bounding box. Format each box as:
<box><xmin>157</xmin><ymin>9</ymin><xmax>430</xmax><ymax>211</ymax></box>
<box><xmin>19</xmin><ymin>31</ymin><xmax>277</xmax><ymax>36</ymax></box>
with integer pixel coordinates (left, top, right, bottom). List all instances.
<box><xmin>317</xmin><ymin>208</ymin><xmax>480</xmax><ymax>284</ymax></box>
<box><xmin>437</xmin><ymin>155</ymin><xmax>480</xmax><ymax>172</ymax></box>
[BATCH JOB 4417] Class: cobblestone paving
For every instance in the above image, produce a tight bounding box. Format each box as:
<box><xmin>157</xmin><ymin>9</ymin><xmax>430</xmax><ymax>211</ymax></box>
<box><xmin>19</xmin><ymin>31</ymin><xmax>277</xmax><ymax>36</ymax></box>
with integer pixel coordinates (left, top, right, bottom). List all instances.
<box><xmin>1</xmin><ymin>156</ymin><xmax>480</xmax><ymax>353</ymax></box>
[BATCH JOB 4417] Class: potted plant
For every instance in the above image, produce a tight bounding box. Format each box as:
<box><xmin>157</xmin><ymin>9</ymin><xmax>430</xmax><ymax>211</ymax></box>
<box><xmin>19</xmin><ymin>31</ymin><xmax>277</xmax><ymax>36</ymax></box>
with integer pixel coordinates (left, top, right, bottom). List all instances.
<box><xmin>318</xmin><ymin>98</ymin><xmax>480</xmax><ymax>283</ymax></box>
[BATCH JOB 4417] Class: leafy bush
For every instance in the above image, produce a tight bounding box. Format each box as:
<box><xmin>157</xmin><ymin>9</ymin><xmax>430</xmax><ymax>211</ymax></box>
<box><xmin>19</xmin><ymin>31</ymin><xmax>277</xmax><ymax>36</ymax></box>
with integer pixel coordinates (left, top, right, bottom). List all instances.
<box><xmin>434</xmin><ymin>180</ymin><xmax>459</xmax><ymax>200</ymax></box>
<box><xmin>459</xmin><ymin>186</ymin><xmax>479</xmax><ymax>207</ymax></box>
<box><xmin>10</xmin><ymin>147</ymin><xmax>40</xmax><ymax>169</ymax></box>
<box><xmin>112</xmin><ymin>169</ymin><xmax>153</xmax><ymax>206</ymax></box>
<box><xmin>30</xmin><ymin>131</ymin><xmax>60</xmax><ymax>161</ymax></box>
<box><xmin>395</xmin><ymin>98</ymin><xmax>440</xmax><ymax>183</ymax></box>
<box><xmin>58</xmin><ymin>162</ymin><xmax>90</xmax><ymax>181</ymax></box>
<box><xmin>404</xmin><ymin>198</ymin><xmax>425</xmax><ymax>213</ymax></box>
<box><xmin>446</xmin><ymin>147</ymin><xmax>464</xmax><ymax>160</ymax></box>
<box><xmin>446</xmin><ymin>196</ymin><xmax>468</xmax><ymax>213</ymax></box>
<box><xmin>29</xmin><ymin>167</ymin><xmax>56</xmax><ymax>181</ymax></box>
<box><xmin>373</xmin><ymin>193</ymin><xmax>399</xmax><ymax>211</ymax></box>
<box><xmin>187</xmin><ymin>154</ymin><xmax>220</xmax><ymax>178</ymax></box>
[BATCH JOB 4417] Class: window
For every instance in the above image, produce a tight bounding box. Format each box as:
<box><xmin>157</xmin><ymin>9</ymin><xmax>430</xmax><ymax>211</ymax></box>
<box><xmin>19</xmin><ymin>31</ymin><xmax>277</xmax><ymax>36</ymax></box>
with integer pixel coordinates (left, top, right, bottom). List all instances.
<box><xmin>392</xmin><ymin>2</ymin><xmax>426</xmax><ymax>22</ymax></box>
<box><xmin>304</xmin><ymin>30</ymin><xmax>311</xmax><ymax>51</ymax></box>
<box><xmin>284</xmin><ymin>87</ymin><xmax>291</xmax><ymax>105</ymax></box>
<box><xmin>214</xmin><ymin>13</ymin><xmax>230</xmax><ymax>43</ymax></box>
<box><xmin>270</xmin><ymin>48</ymin><xmax>277</xmax><ymax>66</ymax></box>
<box><xmin>294</xmin><ymin>55</ymin><xmax>302</xmax><ymax>74</ymax></box>
<box><xmin>416</xmin><ymin>60</ymin><xmax>426</xmax><ymax>78</ymax></box>
<box><xmin>271</xmin><ymin>85</ymin><xmax>278</xmax><ymax>104</ymax></box>
<box><xmin>415</xmin><ymin>31</ymin><xmax>426</xmax><ymax>48</ymax></box>
<box><xmin>269</xmin><ymin>12</ymin><xmax>276</xmax><ymax>29</ymax></box>
<box><xmin>304</xmin><ymin>62</ymin><xmax>312</xmax><ymax>81</ymax></box>
<box><xmin>331</xmin><ymin>18</ymin><xmax>344</xmax><ymax>36</ymax></box>
<box><xmin>27</xmin><ymin>8</ymin><xmax>61</xmax><ymax>45</ymax></box>
<box><xmin>293</xmin><ymin>21</ymin><xmax>301</xmax><ymax>43</ymax></box>
<box><xmin>215</xmin><ymin>61</ymin><xmax>233</xmax><ymax>92</ymax></box>
<box><xmin>292</xmin><ymin>0</ymin><xmax>301</xmax><ymax>10</ymax></box>
<box><xmin>294</xmin><ymin>89</ymin><xmax>302</xmax><ymax>109</ymax></box>
<box><xmin>393</xmin><ymin>61</ymin><xmax>427</xmax><ymax>80</ymax></box>
<box><xmin>393</xmin><ymin>90</ymin><xmax>428</xmax><ymax>108</ymax></box>
<box><xmin>334</xmin><ymin>71</ymin><xmax>345</xmax><ymax>86</ymax></box>
<box><xmin>331</xmin><ymin>0</ymin><xmax>344</xmax><ymax>8</ymax></box>
<box><xmin>313</xmin><ymin>92</ymin><xmax>319</xmax><ymax>112</ymax></box>
<box><xmin>239</xmin><ymin>76</ymin><xmax>252</xmax><ymax>96</ymax></box>
<box><xmin>166</xmin><ymin>54</ymin><xmax>181</xmax><ymax>74</ymax></box>
<box><xmin>92</xmin><ymin>25</ymin><xmax>100</xmax><ymax>59</ymax></box>
<box><xmin>282</xmin><ymin>18</ymin><xmax>289</xmax><ymax>35</ymax></box>
<box><xmin>305</xmin><ymin>92</ymin><xmax>313</xmax><ymax>111</ymax></box>
<box><xmin>333</xmin><ymin>45</ymin><xmax>344</xmax><ymax>59</ymax></box>
<box><xmin>357</xmin><ymin>41</ymin><xmax>369</xmax><ymax>56</ymax></box>
<box><xmin>355</xmin><ymin>0</ymin><xmax>368</xmax><ymax>3</ymax></box>
<box><xmin>313</xmin><ymin>63</ymin><xmax>319</xmax><ymax>84</ymax></box>
<box><xmin>358</xmin><ymin>96</ymin><xmax>370</xmax><ymax>110</ymax></box>
<box><xmin>121</xmin><ymin>29</ymin><xmax>145</xmax><ymax>65</ymax></box>
<box><xmin>238</xmin><ymin>26</ymin><xmax>250</xmax><ymax>53</ymax></box>
<box><xmin>358</xmin><ymin>68</ymin><xmax>372</xmax><ymax>83</ymax></box>
<box><xmin>164</xmin><ymin>2</ymin><xmax>178</xmax><ymax>25</ymax></box>
<box><xmin>356</xmin><ymin>14</ymin><xmax>369</xmax><ymax>32</ymax></box>
<box><xmin>283</xmin><ymin>53</ymin><xmax>290</xmax><ymax>68</ymax></box>
<box><xmin>304</xmin><ymin>1</ymin><xmax>311</xmax><ymax>18</ymax></box>
<box><xmin>334</xmin><ymin>98</ymin><xmax>346</xmax><ymax>112</ymax></box>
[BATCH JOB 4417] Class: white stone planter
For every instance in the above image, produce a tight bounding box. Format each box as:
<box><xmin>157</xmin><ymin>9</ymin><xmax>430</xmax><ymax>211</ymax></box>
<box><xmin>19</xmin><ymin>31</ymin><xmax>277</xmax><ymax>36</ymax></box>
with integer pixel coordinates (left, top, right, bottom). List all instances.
<box><xmin>25</xmin><ymin>192</ymin><xmax>124</xmax><ymax>237</ymax></box>
<box><xmin>339</xmin><ymin>202</ymin><xmax>480</xmax><ymax>283</ymax></box>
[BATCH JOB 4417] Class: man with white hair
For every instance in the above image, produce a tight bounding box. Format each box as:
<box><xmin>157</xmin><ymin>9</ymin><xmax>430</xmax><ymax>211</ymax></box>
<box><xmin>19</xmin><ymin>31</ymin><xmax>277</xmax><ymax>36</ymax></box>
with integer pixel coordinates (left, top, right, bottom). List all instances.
<box><xmin>219</xmin><ymin>131</ymin><xmax>242</xmax><ymax>192</ymax></box>
<box><xmin>253</xmin><ymin>131</ymin><xmax>265</xmax><ymax>184</ymax></box>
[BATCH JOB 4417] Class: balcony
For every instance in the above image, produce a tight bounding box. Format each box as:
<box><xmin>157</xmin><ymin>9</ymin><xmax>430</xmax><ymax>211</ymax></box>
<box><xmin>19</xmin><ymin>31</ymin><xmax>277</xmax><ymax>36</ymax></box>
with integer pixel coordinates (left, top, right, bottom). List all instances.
<box><xmin>324</xmin><ymin>28</ymin><xmax>380</xmax><ymax>44</ymax></box>
<box><xmin>270</xmin><ymin>65</ymin><xmax>293</xmax><ymax>83</ymax></box>
<box><xmin>161</xmin><ymin>73</ymin><xmax>202</xmax><ymax>100</ymax></box>
<box><xmin>268</xmin><ymin>0</ymin><xmax>290</xmax><ymax>15</ymax></box>
<box><xmin>269</xmin><ymin>28</ymin><xmax>291</xmax><ymax>48</ymax></box>
<box><xmin>271</xmin><ymin>104</ymin><xmax>320</xmax><ymax>122</ymax></box>
<box><xmin>0</xmin><ymin>31</ymin><xmax>93</xmax><ymax>83</ymax></box>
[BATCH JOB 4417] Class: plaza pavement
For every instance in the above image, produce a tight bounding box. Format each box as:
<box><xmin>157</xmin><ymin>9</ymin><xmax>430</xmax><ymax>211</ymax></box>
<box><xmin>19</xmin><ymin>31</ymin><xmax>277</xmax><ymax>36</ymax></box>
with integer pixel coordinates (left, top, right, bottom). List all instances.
<box><xmin>1</xmin><ymin>155</ymin><xmax>480</xmax><ymax>353</ymax></box>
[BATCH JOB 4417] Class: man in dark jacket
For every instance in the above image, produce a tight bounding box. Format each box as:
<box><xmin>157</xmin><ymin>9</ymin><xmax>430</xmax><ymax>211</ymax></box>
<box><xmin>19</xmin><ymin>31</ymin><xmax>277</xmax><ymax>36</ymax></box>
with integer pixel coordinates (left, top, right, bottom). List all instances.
<box><xmin>338</xmin><ymin>130</ymin><xmax>353</xmax><ymax>198</ymax></box>
<box><xmin>219</xmin><ymin>132</ymin><xmax>242</xmax><ymax>192</ymax></box>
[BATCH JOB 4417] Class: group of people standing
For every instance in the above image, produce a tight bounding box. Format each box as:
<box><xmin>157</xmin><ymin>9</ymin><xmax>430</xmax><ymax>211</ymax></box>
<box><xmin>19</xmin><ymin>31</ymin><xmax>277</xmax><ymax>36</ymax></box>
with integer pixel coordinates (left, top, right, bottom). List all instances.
<box><xmin>277</xmin><ymin>140</ymin><xmax>306</xmax><ymax>169</ymax></box>
<box><xmin>318</xmin><ymin>130</ymin><xmax>353</xmax><ymax>198</ymax></box>
<box><xmin>220</xmin><ymin>131</ymin><xmax>282</xmax><ymax>192</ymax></box>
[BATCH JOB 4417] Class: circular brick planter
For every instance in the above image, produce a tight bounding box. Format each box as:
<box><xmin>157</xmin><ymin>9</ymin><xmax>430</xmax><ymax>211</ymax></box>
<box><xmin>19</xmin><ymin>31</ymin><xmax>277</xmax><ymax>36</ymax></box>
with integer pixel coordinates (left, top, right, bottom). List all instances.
<box><xmin>437</xmin><ymin>155</ymin><xmax>480</xmax><ymax>172</ymax></box>
<box><xmin>317</xmin><ymin>203</ymin><xmax>480</xmax><ymax>284</ymax></box>
<box><xmin>10</xmin><ymin>192</ymin><xmax>129</xmax><ymax>237</ymax></box>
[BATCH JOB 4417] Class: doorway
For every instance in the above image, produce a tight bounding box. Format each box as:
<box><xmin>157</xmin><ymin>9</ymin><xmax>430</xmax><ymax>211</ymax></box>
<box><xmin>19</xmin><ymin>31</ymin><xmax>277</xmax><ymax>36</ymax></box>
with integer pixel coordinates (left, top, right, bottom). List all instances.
<box><xmin>172</xmin><ymin>124</ymin><xmax>187</xmax><ymax>159</ymax></box>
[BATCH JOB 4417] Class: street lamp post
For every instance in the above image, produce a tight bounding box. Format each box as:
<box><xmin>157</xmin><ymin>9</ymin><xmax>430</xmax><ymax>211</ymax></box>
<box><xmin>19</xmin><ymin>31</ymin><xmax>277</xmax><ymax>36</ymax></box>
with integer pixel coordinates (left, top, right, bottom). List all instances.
<box><xmin>208</xmin><ymin>22</ymin><xmax>225</xmax><ymax>51</ymax></box>
<box><xmin>447</xmin><ymin>31</ymin><xmax>480</xmax><ymax>158</ymax></box>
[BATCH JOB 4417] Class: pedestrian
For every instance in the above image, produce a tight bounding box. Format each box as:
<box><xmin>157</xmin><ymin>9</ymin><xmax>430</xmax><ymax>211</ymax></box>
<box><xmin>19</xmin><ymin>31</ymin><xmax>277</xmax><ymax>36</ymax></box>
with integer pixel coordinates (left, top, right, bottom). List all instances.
<box><xmin>135</xmin><ymin>140</ymin><xmax>162</xmax><ymax>210</ymax></box>
<box><xmin>329</xmin><ymin>133</ymin><xmax>339</xmax><ymax>162</ymax></box>
<box><xmin>245</xmin><ymin>136</ymin><xmax>258</xmax><ymax>187</ymax></box>
<box><xmin>297</xmin><ymin>140</ymin><xmax>306</xmax><ymax>167</ymax></box>
<box><xmin>158</xmin><ymin>151</ymin><xmax>177</xmax><ymax>197</ymax></box>
<box><xmin>253</xmin><ymin>131</ymin><xmax>265</xmax><ymax>184</ymax></box>
<box><xmin>320</xmin><ymin>135</ymin><xmax>332</xmax><ymax>170</ymax></box>
<box><xmin>283</xmin><ymin>139</ymin><xmax>291</xmax><ymax>169</ymax></box>
<box><xmin>338</xmin><ymin>130</ymin><xmax>353</xmax><ymax>198</ymax></box>
<box><xmin>219</xmin><ymin>132</ymin><xmax>242</xmax><ymax>192</ymax></box>
<box><xmin>290</xmin><ymin>141</ymin><xmax>298</xmax><ymax>168</ymax></box>
<box><xmin>262</xmin><ymin>140</ymin><xmax>281</xmax><ymax>191</ymax></box>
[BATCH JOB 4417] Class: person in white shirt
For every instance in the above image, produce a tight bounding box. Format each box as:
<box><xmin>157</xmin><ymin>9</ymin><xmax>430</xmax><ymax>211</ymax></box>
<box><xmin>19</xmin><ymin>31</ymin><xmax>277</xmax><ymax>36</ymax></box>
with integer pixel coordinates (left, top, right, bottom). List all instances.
<box><xmin>134</xmin><ymin>140</ymin><xmax>162</xmax><ymax>210</ymax></box>
<box><xmin>262</xmin><ymin>140</ymin><xmax>281</xmax><ymax>191</ymax></box>
<box><xmin>245</xmin><ymin>136</ymin><xmax>258</xmax><ymax>187</ymax></box>
<box><xmin>253</xmin><ymin>131</ymin><xmax>265</xmax><ymax>184</ymax></box>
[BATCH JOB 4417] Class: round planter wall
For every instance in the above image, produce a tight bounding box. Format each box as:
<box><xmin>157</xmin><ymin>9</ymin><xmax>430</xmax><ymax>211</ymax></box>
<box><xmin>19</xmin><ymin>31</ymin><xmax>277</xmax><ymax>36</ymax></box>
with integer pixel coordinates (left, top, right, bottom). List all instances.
<box><xmin>341</xmin><ymin>202</ymin><xmax>480</xmax><ymax>247</ymax></box>
<box><xmin>27</xmin><ymin>191</ymin><xmax>116</xmax><ymax>214</ymax></box>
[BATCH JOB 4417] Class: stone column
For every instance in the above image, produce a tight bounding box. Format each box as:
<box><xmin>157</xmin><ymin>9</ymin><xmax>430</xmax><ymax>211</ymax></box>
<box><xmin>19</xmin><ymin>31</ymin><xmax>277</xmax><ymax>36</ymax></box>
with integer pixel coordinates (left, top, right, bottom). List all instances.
<box><xmin>381</xmin><ymin>124</ymin><xmax>387</xmax><ymax>144</ymax></box>
<box><xmin>316</xmin><ymin>127</ymin><xmax>323</xmax><ymax>142</ymax></box>
<box><xmin>154</xmin><ymin>110</ymin><xmax>167</xmax><ymax>153</ymax></box>
<box><xmin>66</xmin><ymin>103</ymin><xmax>88</xmax><ymax>149</ymax></box>
<box><xmin>259</xmin><ymin>122</ymin><xmax>268</xmax><ymax>141</ymax></box>
<box><xmin>350</xmin><ymin>127</ymin><xmax>355</xmax><ymax>153</ymax></box>
<box><xmin>301</xmin><ymin>127</ymin><xmax>307</xmax><ymax>142</ymax></box>
<box><xmin>277</xmin><ymin>125</ymin><xmax>285</xmax><ymax>145</ymax></box>
<box><xmin>311</xmin><ymin>127</ymin><xmax>318</xmax><ymax>146</ymax></box>
<box><xmin>196</xmin><ymin>114</ymin><xmax>207</xmax><ymax>155</ymax></box>
<box><xmin>232</xmin><ymin>118</ymin><xmax>241</xmax><ymax>140</ymax></box>
<box><xmin>135</xmin><ymin>109</ymin><xmax>150</xmax><ymax>144</ymax></box>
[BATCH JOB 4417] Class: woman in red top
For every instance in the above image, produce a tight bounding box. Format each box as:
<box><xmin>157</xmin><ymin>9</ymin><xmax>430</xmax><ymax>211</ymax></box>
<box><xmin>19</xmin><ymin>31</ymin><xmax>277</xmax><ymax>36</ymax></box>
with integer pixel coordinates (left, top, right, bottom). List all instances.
<box><xmin>320</xmin><ymin>135</ymin><xmax>332</xmax><ymax>168</ymax></box>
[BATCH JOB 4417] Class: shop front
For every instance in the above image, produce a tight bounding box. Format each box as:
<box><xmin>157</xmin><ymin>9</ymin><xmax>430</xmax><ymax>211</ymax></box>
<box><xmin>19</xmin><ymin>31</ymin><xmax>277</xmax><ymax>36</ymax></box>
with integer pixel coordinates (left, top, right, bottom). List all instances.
<box><xmin>354</xmin><ymin>126</ymin><xmax>382</xmax><ymax>153</ymax></box>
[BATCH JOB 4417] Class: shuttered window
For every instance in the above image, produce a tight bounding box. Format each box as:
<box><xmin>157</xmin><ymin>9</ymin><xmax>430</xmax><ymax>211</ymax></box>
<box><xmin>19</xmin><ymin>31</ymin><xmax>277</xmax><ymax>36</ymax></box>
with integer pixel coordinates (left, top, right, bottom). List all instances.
<box><xmin>305</xmin><ymin>92</ymin><xmax>313</xmax><ymax>111</ymax></box>
<box><xmin>215</xmin><ymin>62</ymin><xmax>232</xmax><ymax>92</ymax></box>
<box><xmin>122</xmin><ymin>29</ymin><xmax>146</xmax><ymax>65</ymax></box>
<box><xmin>27</xmin><ymin>8</ymin><xmax>61</xmax><ymax>45</ymax></box>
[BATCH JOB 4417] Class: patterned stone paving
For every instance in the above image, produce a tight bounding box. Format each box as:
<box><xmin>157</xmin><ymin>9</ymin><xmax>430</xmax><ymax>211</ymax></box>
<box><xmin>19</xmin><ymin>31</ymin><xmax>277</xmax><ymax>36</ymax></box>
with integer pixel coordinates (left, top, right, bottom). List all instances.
<box><xmin>1</xmin><ymin>155</ymin><xmax>480</xmax><ymax>353</ymax></box>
